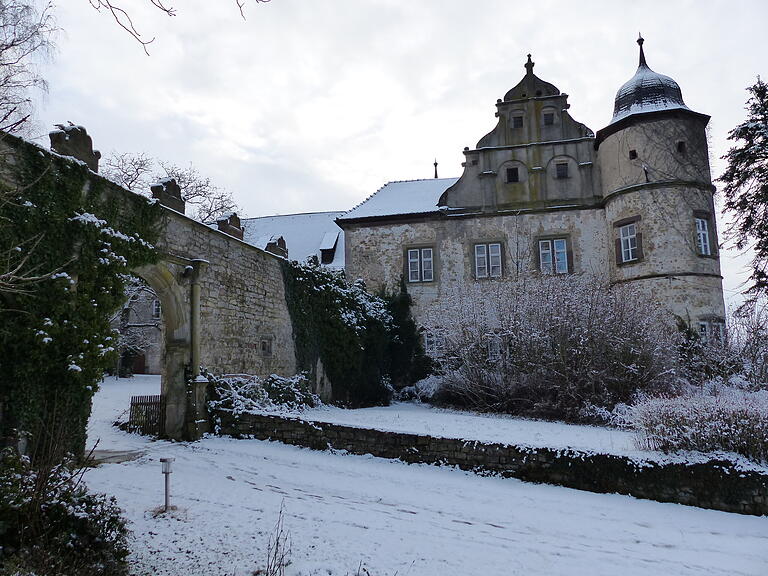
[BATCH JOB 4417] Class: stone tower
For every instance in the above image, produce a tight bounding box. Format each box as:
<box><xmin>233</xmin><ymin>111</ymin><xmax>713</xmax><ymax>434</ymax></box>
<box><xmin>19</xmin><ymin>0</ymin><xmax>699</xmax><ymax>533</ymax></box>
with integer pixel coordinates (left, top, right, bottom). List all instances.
<box><xmin>595</xmin><ymin>36</ymin><xmax>725</xmax><ymax>332</ymax></box>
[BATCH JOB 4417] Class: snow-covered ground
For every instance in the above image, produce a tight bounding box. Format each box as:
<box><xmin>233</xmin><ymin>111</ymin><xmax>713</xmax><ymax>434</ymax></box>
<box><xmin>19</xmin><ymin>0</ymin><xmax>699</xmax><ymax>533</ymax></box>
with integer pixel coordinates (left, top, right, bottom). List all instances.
<box><xmin>85</xmin><ymin>376</ymin><xmax>768</xmax><ymax>576</ymax></box>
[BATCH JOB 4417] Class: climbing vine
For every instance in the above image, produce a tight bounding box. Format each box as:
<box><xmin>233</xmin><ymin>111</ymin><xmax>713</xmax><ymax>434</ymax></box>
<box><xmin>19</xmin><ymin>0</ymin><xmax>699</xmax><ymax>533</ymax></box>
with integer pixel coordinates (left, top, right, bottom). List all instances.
<box><xmin>281</xmin><ymin>259</ymin><xmax>431</xmax><ymax>406</ymax></box>
<box><xmin>0</xmin><ymin>133</ymin><xmax>161</xmax><ymax>463</ymax></box>
<box><xmin>281</xmin><ymin>259</ymin><xmax>394</xmax><ymax>406</ymax></box>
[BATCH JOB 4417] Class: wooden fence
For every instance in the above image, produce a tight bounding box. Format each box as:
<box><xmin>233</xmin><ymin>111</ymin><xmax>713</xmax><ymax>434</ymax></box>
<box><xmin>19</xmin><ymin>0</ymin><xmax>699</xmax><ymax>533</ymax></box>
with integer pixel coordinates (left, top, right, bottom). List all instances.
<box><xmin>128</xmin><ymin>394</ymin><xmax>166</xmax><ymax>436</ymax></box>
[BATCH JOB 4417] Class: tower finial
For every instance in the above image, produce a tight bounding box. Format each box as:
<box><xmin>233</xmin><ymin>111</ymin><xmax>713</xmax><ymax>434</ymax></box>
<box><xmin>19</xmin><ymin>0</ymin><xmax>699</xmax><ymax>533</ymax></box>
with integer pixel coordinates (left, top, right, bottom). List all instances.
<box><xmin>637</xmin><ymin>33</ymin><xmax>647</xmax><ymax>67</ymax></box>
<box><xmin>525</xmin><ymin>54</ymin><xmax>534</xmax><ymax>75</ymax></box>
<box><xmin>433</xmin><ymin>158</ymin><xmax>438</xmax><ymax>179</ymax></box>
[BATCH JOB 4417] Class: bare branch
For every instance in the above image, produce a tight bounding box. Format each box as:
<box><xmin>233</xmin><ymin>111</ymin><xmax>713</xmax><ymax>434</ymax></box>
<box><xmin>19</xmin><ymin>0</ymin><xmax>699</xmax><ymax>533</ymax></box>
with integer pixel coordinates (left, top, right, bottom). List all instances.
<box><xmin>87</xmin><ymin>0</ymin><xmax>271</xmax><ymax>54</ymax></box>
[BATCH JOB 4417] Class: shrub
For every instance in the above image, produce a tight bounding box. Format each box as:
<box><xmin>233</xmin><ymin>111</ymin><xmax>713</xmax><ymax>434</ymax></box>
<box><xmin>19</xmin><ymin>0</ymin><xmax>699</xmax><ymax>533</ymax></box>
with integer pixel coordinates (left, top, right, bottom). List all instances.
<box><xmin>207</xmin><ymin>372</ymin><xmax>320</xmax><ymax>422</ymax></box>
<box><xmin>0</xmin><ymin>449</ymin><xmax>130</xmax><ymax>576</ymax></box>
<box><xmin>423</xmin><ymin>275</ymin><xmax>679</xmax><ymax>421</ymax></box>
<box><xmin>627</xmin><ymin>384</ymin><xmax>768</xmax><ymax>462</ymax></box>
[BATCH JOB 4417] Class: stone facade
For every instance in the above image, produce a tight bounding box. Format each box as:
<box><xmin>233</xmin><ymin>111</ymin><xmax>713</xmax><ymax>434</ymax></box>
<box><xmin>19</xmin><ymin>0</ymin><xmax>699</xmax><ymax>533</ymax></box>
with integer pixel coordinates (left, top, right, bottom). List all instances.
<box><xmin>338</xmin><ymin>41</ymin><xmax>726</xmax><ymax>331</ymax></box>
<box><xmin>215</xmin><ymin>411</ymin><xmax>768</xmax><ymax>517</ymax></box>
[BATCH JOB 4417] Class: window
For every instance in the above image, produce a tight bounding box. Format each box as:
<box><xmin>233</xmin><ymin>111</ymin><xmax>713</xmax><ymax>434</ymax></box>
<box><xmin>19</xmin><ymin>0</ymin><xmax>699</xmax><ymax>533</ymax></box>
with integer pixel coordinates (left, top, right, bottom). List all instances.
<box><xmin>511</xmin><ymin>115</ymin><xmax>523</xmax><ymax>128</ymax></box>
<box><xmin>555</xmin><ymin>162</ymin><xmax>569</xmax><ymax>179</ymax></box>
<box><xmin>698</xmin><ymin>320</ymin><xmax>725</xmax><ymax>345</ymax></box>
<box><xmin>619</xmin><ymin>223</ymin><xmax>639</xmax><ymax>262</ymax></box>
<box><xmin>260</xmin><ymin>337</ymin><xmax>273</xmax><ymax>356</ymax></box>
<box><xmin>407</xmin><ymin>247</ymin><xmax>434</xmax><ymax>283</ymax></box>
<box><xmin>628</xmin><ymin>149</ymin><xmax>638</xmax><ymax>160</ymax></box>
<box><xmin>424</xmin><ymin>331</ymin><xmax>445</xmax><ymax>357</ymax></box>
<box><xmin>506</xmin><ymin>167</ymin><xmax>519</xmax><ymax>183</ymax></box>
<box><xmin>152</xmin><ymin>299</ymin><xmax>161</xmax><ymax>319</ymax></box>
<box><xmin>486</xmin><ymin>336</ymin><xmax>502</xmax><ymax>361</ymax></box>
<box><xmin>539</xmin><ymin>239</ymin><xmax>569</xmax><ymax>274</ymax></box>
<box><xmin>695</xmin><ymin>217</ymin><xmax>711</xmax><ymax>256</ymax></box>
<box><xmin>474</xmin><ymin>243</ymin><xmax>502</xmax><ymax>279</ymax></box>
<box><xmin>543</xmin><ymin>112</ymin><xmax>554</xmax><ymax>126</ymax></box>
<box><xmin>677</xmin><ymin>141</ymin><xmax>687</xmax><ymax>155</ymax></box>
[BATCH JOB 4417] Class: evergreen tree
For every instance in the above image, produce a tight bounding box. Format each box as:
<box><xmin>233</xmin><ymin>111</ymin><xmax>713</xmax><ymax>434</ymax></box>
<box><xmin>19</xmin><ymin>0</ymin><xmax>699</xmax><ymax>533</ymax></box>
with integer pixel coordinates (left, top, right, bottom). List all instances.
<box><xmin>719</xmin><ymin>77</ymin><xmax>768</xmax><ymax>293</ymax></box>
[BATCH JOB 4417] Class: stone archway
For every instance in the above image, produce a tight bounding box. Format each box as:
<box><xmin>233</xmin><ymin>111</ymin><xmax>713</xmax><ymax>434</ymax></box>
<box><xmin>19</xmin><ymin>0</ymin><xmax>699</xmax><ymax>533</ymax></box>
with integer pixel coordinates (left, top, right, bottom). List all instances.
<box><xmin>133</xmin><ymin>261</ymin><xmax>191</xmax><ymax>440</ymax></box>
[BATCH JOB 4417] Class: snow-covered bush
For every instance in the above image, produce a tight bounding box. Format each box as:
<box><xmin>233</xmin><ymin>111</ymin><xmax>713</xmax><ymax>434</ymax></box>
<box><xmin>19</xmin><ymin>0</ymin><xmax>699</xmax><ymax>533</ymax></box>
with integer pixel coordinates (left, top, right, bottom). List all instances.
<box><xmin>0</xmin><ymin>450</ymin><xmax>130</xmax><ymax>576</ymax></box>
<box><xmin>207</xmin><ymin>372</ymin><xmax>320</xmax><ymax>418</ymax></box>
<box><xmin>627</xmin><ymin>384</ymin><xmax>768</xmax><ymax>462</ymax></box>
<box><xmin>726</xmin><ymin>298</ymin><xmax>768</xmax><ymax>388</ymax></box>
<box><xmin>423</xmin><ymin>275</ymin><xmax>679</xmax><ymax>421</ymax></box>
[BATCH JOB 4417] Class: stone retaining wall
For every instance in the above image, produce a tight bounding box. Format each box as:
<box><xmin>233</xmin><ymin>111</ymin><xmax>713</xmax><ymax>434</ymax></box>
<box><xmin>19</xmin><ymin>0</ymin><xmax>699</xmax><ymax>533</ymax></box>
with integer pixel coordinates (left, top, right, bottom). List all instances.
<box><xmin>216</xmin><ymin>412</ymin><xmax>768</xmax><ymax>516</ymax></box>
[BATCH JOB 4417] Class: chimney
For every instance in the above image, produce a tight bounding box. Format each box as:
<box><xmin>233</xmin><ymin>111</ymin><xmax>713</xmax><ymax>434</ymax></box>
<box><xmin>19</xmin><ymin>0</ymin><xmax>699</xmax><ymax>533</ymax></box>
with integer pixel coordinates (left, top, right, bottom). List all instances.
<box><xmin>216</xmin><ymin>213</ymin><xmax>244</xmax><ymax>240</ymax></box>
<box><xmin>49</xmin><ymin>123</ymin><xmax>101</xmax><ymax>172</ymax></box>
<box><xmin>150</xmin><ymin>178</ymin><xmax>185</xmax><ymax>214</ymax></box>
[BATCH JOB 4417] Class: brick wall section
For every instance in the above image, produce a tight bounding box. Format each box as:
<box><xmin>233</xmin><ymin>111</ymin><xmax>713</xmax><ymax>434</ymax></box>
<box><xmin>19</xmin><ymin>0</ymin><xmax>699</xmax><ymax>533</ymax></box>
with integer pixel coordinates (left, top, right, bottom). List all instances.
<box><xmin>217</xmin><ymin>412</ymin><xmax>768</xmax><ymax>516</ymax></box>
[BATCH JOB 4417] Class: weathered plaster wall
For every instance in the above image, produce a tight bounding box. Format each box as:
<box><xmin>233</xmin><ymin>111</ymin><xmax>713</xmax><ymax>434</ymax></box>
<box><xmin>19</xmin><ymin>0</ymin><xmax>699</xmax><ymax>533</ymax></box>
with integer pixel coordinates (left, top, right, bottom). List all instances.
<box><xmin>344</xmin><ymin>208</ymin><xmax>610</xmax><ymax>322</ymax></box>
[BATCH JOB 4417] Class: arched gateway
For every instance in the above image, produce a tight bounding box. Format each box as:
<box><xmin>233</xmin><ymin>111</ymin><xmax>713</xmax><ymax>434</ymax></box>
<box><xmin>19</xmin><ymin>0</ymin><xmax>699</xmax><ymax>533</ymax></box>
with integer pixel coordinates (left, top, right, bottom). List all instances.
<box><xmin>6</xmin><ymin>129</ymin><xmax>297</xmax><ymax>440</ymax></box>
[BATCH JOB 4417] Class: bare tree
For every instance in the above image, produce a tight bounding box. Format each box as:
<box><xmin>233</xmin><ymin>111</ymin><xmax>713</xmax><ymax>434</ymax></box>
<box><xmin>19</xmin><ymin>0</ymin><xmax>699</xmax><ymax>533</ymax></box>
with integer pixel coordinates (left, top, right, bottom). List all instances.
<box><xmin>100</xmin><ymin>151</ymin><xmax>241</xmax><ymax>223</ymax></box>
<box><xmin>0</xmin><ymin>0</ymin><xmax>55</xmax><ymax>135</ymax></box>
<box><xmin>99</xmin><ymin>151</ymin><xmax>154</xmax><ymax>192</ymax></box>
<box><xmin>88</xmin><ymin>0</ymin><xmax>271</xmax><ymax>55</ymax></box>
<box><xmin>157</xmin><ymin>161</ymin><xmax>238</xmax><ymax>224</ymax></box>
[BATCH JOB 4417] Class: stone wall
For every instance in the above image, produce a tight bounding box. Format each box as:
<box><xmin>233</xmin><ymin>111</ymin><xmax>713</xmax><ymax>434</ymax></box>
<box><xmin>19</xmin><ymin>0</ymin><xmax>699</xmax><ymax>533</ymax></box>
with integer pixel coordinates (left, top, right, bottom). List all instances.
<box><xmin>158</xmin><ymin>209</ymin><xmax>296</xmax><ymax>377</ymax></box>
<box><xmin>217</xmin><ymin>412</ymin><xmax>768</xmax><ymax>517</ymax></box>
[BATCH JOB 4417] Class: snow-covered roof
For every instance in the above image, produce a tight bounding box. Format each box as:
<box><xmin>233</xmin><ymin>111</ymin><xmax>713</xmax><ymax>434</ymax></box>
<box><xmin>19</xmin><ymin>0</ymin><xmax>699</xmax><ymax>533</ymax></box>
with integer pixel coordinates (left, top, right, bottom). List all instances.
<box><xmin>610</xmin><ymin>36</ymin><xmax>692</xmax><ymax>125</ymax></box>
<box><xmin>241</xmin><ymin>211</ymin><xmax>345</xmax><ymax>268</ymax></box>
<box><xmin>339</xmin><ymin>178</ymin><xmax>459</xmax><ymax>221</ymax></box>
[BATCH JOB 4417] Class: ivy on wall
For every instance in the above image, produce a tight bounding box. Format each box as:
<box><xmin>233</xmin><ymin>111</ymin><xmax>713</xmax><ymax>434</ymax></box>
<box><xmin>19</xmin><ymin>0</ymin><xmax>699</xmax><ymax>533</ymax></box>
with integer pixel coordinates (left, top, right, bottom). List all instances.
<box><xmin>281</xmin><ymin>259</ymin><xmax>431</xmax><ymax>407</ymax></box>
<box><xmin>0</xmin><ymin>134</ymin><xmax>161</xmax><ymax>463</ymax></box>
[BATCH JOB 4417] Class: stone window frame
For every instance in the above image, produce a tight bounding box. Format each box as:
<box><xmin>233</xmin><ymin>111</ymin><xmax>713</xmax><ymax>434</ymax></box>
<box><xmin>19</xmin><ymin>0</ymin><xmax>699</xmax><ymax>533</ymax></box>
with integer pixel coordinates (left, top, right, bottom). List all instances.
<box><xmin>405</xmin><ymin>245</ymin><xmax>436</xmax><ymax>283</ymax></box>
<box><xmin>511</xmin><ymin>114</ymin><xmax>524</xmax><ymax>129</ymax></box>
<box><xmin>536</xmin><ymin>235</ymin><xmax>573</xmax><ymax>275</ymax></box>
<box><xmin>693</xmin><ymin>210</ymin><xmax>717</xmax><ymax>258</ymax></box>
<box><xmin>613</xmin><ymin>215</ymin><xmax>644</xmax><ymax>266</ymax></box>
<box><xmin>473</xmin><ymin>241</ymin><xmax>504</xmax><ymax>280</ymax></box>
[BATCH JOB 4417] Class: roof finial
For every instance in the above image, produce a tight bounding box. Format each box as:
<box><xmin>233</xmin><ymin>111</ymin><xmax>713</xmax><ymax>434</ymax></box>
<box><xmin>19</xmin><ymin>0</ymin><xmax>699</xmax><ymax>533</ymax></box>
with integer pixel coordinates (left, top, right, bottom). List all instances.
<box><xmin>433</xmin><ymin>158</ymin><xmax>439</xmax><ymax>179</ymax></box>
<box><xmin>525</xmin><ymin>54</ymin><xmax>534</xmax><ymax>75</ymax></box>
<box><xmin>637</xmin><ymin>33</ymin><xmax>647</xmax><ymax>67</ymax></box>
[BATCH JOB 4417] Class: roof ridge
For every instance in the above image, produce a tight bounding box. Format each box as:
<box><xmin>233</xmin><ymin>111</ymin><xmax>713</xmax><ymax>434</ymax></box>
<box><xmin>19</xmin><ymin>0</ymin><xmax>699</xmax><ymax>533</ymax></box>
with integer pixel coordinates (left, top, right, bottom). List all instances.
<box><xmin>242</xmin><ymin>210</ymin><xmax>345</xmax><ymax>222</ymax></box>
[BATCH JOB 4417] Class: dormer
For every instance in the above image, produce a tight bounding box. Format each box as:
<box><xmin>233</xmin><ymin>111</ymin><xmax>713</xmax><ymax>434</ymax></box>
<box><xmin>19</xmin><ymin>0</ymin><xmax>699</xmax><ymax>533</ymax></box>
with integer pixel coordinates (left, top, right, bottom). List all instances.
<box><xmin>477</xmin><ymin>55</ymin><xmax>594</xmax><ymax>149</ymax></box>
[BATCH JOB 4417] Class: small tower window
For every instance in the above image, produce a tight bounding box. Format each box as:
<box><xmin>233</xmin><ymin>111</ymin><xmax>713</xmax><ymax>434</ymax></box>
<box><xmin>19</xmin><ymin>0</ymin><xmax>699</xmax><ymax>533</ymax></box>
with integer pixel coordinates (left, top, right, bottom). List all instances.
<box><xmin>555</xmin><ymin>162</ymin><xmax>569</xmax><ymax>179</ymax></box>
<box><xmin>512</xmin><ymin>116</ymin><xmax>523</xmax><ymax>129</ymax></box>
<box><xmin>543</xmin><ymin>112</ymin><xmax>554</xmax><ymax>126</ymax></box>
<box><xmin>152</xmin><ymin>299</ymin><xmax>161</xmax><ymax>319</ymax></box>
<box><xmin>677</xmin><ymin>141</ymin><xmax>687</xmax><ymax>154</ymax></box>
<box><xmin>506</xmin><ymin>167</ymin><xmax>519</xmax><ymax>183</ymax></box>
<box><xmin>628</xmin><ymin>149</ymin><xmax>638</xmax><ymax>160</ymax></box>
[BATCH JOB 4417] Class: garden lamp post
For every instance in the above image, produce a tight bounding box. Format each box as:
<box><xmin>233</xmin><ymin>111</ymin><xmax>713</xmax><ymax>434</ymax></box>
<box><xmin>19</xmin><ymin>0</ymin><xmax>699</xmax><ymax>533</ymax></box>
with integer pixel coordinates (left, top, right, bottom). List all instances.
<box><xmin>160</xmin><ymin>457</ymin><xmax>174</xmax><ymax>512</ymax></box>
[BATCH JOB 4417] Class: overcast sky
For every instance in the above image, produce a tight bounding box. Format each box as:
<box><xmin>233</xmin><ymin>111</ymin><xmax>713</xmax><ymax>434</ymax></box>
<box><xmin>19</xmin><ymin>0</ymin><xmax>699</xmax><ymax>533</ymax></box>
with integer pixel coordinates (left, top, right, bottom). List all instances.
<box><xmin>30</xmin><ymin>0</ymin><xmax>768</xmax><ymax>302</ymax></box>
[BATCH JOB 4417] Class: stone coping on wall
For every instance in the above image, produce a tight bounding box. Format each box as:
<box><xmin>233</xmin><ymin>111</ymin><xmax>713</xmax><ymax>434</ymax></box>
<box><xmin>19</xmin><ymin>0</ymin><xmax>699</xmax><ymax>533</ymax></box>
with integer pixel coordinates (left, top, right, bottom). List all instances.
<box><xmin>212</xmin><ymin>411</ymin><xmax>768</xmax><ymax>517</ymax></box>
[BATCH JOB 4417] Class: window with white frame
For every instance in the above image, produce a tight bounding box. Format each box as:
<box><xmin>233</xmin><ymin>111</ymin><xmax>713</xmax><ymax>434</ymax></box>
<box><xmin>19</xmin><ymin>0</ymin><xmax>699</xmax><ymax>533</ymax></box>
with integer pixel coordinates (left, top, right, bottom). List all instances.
<box><xmin>474</xmin><ymin>243</ymin><xmax>502</xmax><ymax>279</ymax></box>
<box><xmin>619</xmin><ymin>222</ymin><xmax>639</xmax><ymax>263</ymax></box>
<box><xmin>698</xmin><ymin>320</ymin><xmax>725</xmax><ymax>345</ymax></box>
<box><xmin>539</xmin><ymin>238</ymin><xmax>569</xmax><ymax>274</ymax></box>
<box><xmin>696</xmin><ymin>217</ymin><xmax>711</xmax><ymax>256</ymax></box>
<box><xmin>407</xmin><ymin>247</ymin><xmax>434</xmax><ymax>283</ymax></box>
<box><xmin>423</xmin><ymin>331</ymin><xmax>445</xmax><ymax>358</ymax></box>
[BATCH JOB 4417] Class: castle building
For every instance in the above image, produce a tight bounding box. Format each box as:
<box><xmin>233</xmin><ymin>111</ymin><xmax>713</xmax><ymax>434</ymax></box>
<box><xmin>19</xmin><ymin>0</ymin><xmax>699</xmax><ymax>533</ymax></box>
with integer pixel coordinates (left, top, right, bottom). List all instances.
<box><xmin>337</xmin><ymin>37</ymin><xmax>726</xmax><ymax>337</ymax></box>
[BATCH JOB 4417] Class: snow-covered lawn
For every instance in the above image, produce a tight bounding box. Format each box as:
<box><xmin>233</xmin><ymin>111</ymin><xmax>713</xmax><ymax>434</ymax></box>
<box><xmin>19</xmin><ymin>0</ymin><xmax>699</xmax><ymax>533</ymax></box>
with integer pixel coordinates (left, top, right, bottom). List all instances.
<box><xmin>85</xmin><ymin>376</ymin><xmax>768</xmax><ymax>576</ymax></box>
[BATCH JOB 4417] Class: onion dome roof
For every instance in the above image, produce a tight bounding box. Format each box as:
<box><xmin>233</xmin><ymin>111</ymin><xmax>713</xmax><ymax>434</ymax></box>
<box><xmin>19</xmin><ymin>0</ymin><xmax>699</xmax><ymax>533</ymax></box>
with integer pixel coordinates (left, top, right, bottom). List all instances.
<box><xmin>610</xmin><ymin>35</ymin><xmax>690</xmax><ymax>124</ymax></box>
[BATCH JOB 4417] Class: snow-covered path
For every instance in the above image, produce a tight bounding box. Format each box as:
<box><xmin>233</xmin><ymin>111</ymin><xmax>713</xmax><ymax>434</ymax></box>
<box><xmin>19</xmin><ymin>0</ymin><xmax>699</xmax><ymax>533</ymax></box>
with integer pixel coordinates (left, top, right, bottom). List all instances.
<box><xmin>85</xmin><ymin>378</ymin><xmax>768</xmax><ymax>576</ymax></box>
